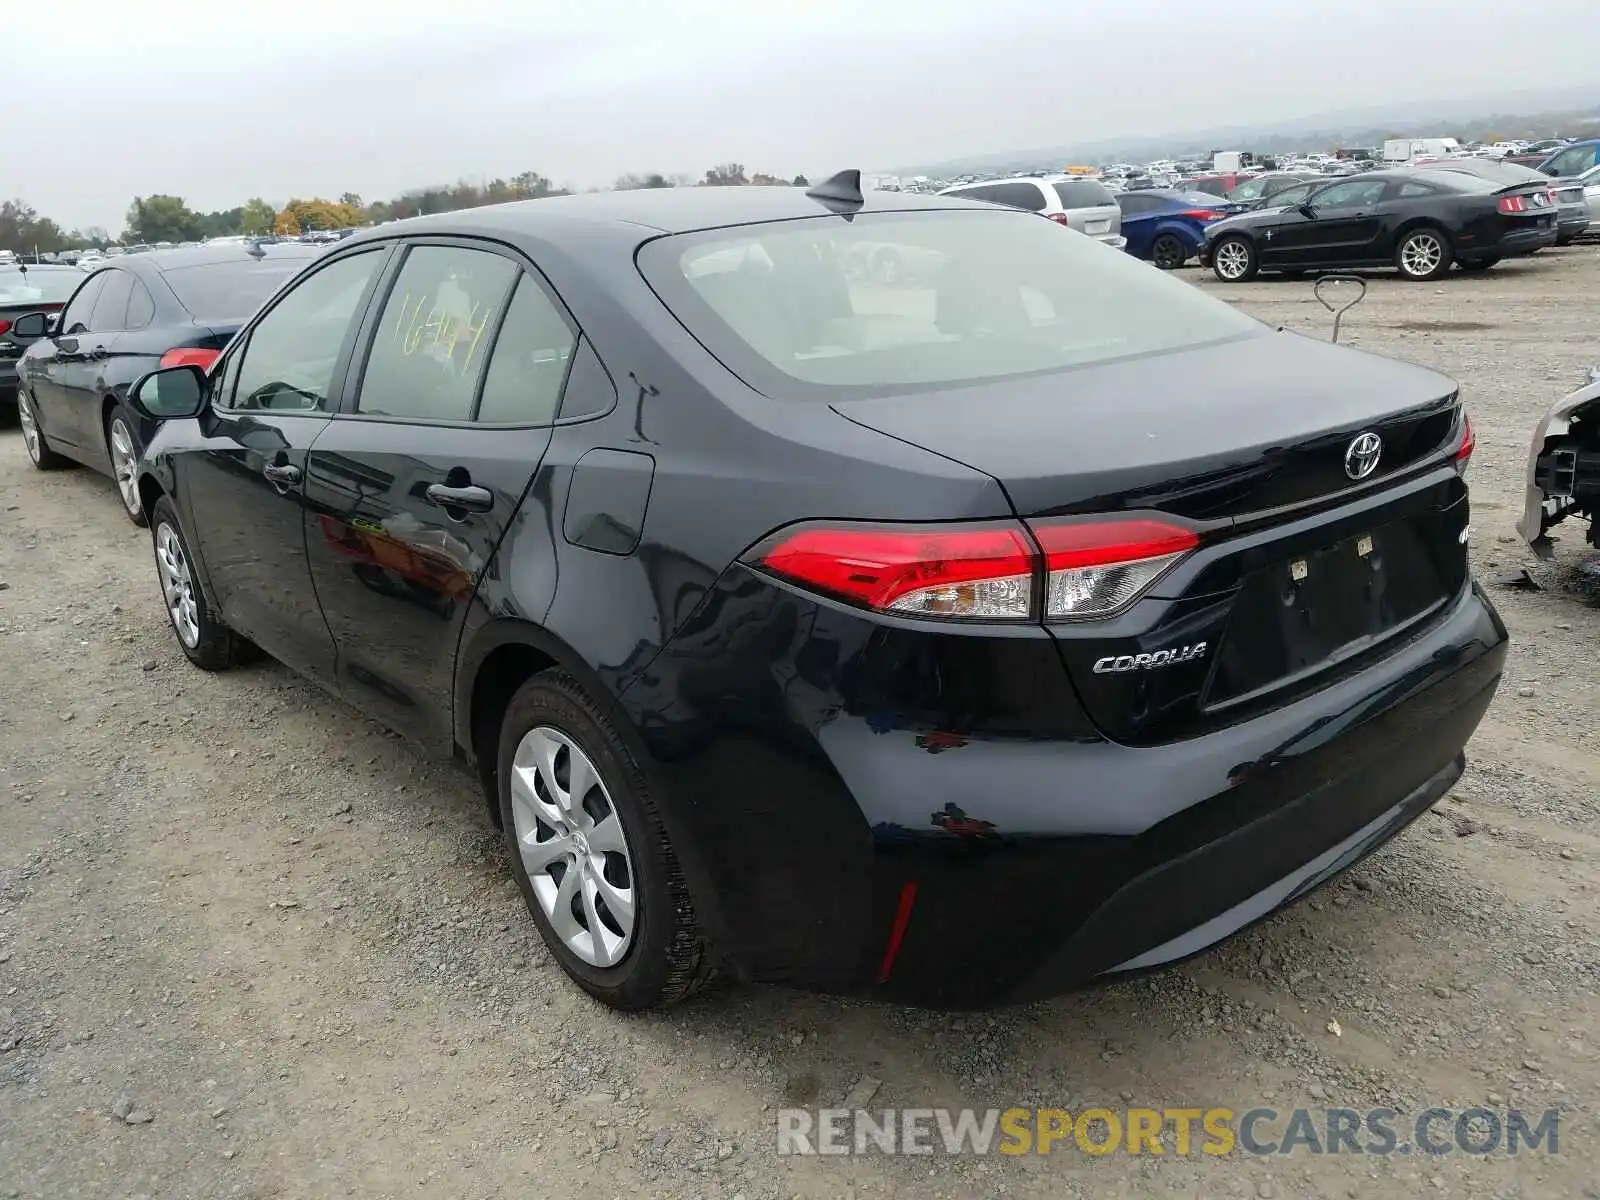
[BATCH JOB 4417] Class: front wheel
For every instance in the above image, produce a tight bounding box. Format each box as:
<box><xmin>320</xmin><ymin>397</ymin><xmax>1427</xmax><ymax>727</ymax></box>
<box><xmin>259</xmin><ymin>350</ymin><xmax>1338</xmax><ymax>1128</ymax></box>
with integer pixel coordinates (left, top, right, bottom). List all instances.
<box><xmin>1151</xmin><ymin>234</ymin><xmax>1188</xmax><ymax>270</ymax></box>
<box><xmin>106</xmin><ymin>404</ymin><xmax>148</xmax><ymax>526</ymax></box>
<box><xmin>498</xmin><ymin>671</ymin><xmax>712</xmax><ymax>1011</ymax></box>
<box><xmin>1211</xmin><ymin>235</ymin><xmax>1258</xmax><ymax>282</ymax></box>
<box><xmin>150</xmin><ymin>496</ymin><xmax>255</xmax><ymax>670</ymax></box>
<box><xmin>1396</xmin><ymin>227</ymin><xmax>1453</xmax><ymax>281</ymax></box>
<box><xmin>17</xmin><ymin>390</ymin><xmax>68</xmax><ymax>470</ymax></box>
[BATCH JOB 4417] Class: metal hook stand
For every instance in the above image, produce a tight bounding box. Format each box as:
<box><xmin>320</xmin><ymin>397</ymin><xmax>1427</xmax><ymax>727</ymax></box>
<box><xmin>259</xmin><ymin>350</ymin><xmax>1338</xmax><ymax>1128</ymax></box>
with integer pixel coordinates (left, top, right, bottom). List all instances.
<box><xmin>1313</xmin><ymin>274</ymin><xmax>1367</xmax><ymax>344</ymax></box>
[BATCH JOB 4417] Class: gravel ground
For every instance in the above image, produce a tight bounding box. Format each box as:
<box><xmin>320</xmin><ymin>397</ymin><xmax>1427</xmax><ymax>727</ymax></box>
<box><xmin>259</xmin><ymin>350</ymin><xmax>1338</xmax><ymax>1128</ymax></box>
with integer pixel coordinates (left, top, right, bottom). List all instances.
<box><xmin>2</xmin><ymin>245</ymin><xmax>1599</xmax><ymax>1200</ymax></box>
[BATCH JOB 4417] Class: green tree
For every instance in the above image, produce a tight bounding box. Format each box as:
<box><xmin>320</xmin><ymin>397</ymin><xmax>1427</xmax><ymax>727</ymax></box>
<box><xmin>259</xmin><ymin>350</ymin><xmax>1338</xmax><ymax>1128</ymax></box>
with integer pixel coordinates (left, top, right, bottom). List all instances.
<box><xmin>240</xmin><ymin>198</ymin><xmax>276</xmax><ymax>236</ymax></box>
<box><xmin>125</xmin><ymin>194</ymin><xmax>202</xmax><ymax>243</ymax></box>
<box><xmin>792</xmin><ymin>174</ymin><xmax>810</xmax><ymax>187</ymax></box>
<box><xmin>616</xmin><ymin>172</ymin><xmax>674</xmax><ymax>190</ymax></box>
<box><xmin>702</xmin><ymin>163</ymin><xmax>748</xmax><ymax>187</ymax></box>
<box><xmin>338</xmin><ymin>192</ymin><xmax>363</xmax><ymax>209</ymax></box>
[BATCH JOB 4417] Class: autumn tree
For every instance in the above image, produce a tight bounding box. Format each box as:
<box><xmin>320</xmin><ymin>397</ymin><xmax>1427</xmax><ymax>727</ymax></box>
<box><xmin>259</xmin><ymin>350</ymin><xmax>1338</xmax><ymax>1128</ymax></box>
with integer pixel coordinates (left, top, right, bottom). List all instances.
<box><xmin>278</xmin><ymin>197</ymin><xmax>364</xmax><ymax>231</ymax></box>
<box><xmin>272</xmin><ymin>208</ymin><xmax>301</xmax><ymax>236</ymax></box>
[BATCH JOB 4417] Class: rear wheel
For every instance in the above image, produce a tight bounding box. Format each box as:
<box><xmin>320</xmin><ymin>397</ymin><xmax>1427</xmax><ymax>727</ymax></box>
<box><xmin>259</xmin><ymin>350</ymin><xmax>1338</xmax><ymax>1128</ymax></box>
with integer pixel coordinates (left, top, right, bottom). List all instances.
<box><xmin>1151</xmin><ymin>234</ymin><xmax>1188</xmax><ymax>270</ymax></box>
<box><xmin>1458</xmin><ymin>257</ymin><xmax>1499</xmax><ymax>272</ymax></box>
<box><xmin>16</xmin><ymin>390</ymin><xmax>67</xmax><ymax>470</ymax></box>
<box><xmin>1211</xmin><ymin>235</ymin><xmax>1258</xmax><ymax>282</ymax></box>
<box><xmin>1396</xmin><ymin>227</ymin><xmax>1452</xmax><ymax>281</ymax></box>
<box><xmin>498</xmin><ymin>670</ymin><xmax>712</xmax><ymax>1011</ymax></box>
<box><xmin>106</xmin><ymin>404</ymin><xmax>148</xmax><ymax>526</ymax></box>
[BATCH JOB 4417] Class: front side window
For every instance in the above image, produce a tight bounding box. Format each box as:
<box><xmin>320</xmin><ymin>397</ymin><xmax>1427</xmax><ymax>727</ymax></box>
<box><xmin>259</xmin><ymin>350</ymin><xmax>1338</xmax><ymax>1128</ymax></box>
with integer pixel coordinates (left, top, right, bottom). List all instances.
<box><xmin>57</xmin><ymin>272</ymin><xmax>106</xmax><ymax>334</ymax></box>
<box><xmin>356</xmin><ymin>245</ymin><xmax>518</xmax><ymax>422</ymax></box>
<box><xmin>476</xmin><ymin>275</ymin><xmax>577</xmax><ymax>424</ymax></box>
<box><xmin>1268</xmin><ymin>184</ymin><xmax>1314</xmax><ymax>209</ymax></box>
<box><xmin>639</xmin><ymin>209</ymin><xmax>1259</xmax><ymax>398</ymax></box>
<box><xmin>1311</xmin><ymin>180</ymin><xmax>1387</xmax><ymax>210</ymax></box>
<box><xmin>1549</xmin><ymin>145</ymin><xmax>1597</xmax><ymax>176</ymax></box>
<box><xmin>229</xmin><ymin>250</ymin><xmax>382</xmax><ymax>413</ymax></box>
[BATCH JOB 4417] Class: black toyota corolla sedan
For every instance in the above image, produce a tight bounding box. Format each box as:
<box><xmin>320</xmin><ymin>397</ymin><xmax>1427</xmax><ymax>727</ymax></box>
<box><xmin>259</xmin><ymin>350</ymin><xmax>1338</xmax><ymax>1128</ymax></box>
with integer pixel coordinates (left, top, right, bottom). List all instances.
<box><xmin>124</xmin><ymin>178</ymin><xmax>1507</xmax><ymax>1010</ymax></box>
<box><xmin>12</xmin><ymin>241</ymin><xmax>322</xmax><ymax>523</ymax></box>
<box><xmin>1203</xmin><ymin>167</ymin><xmax>1559</xmax><ymax>282</ymax></box>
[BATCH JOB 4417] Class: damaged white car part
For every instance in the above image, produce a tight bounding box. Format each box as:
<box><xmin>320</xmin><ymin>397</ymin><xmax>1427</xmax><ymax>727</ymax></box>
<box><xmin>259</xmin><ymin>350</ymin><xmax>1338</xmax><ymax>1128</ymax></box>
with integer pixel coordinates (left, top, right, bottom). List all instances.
<box><xmin>1518</xmin><ymin>368</ymin><xmax>1600</xmax><ymax>559</ymax></box>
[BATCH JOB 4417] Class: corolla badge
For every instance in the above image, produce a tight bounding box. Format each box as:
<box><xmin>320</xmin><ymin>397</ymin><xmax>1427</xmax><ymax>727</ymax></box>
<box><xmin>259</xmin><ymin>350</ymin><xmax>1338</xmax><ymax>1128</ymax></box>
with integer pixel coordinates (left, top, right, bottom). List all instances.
<box><xmin>1092</xmin><ymin>642</ymin><xmax>1208</xmax><ymax>674</ymax></box>
<box><xmin>1344</xmin><ymin>432</ymin><xmax>1383</xmax><ymax>481</ymax></box>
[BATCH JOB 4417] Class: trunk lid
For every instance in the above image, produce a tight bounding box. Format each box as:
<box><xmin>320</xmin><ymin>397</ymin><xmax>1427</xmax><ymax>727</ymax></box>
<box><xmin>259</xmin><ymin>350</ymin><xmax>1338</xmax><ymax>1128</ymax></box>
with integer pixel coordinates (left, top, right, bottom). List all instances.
<box><xmin>832</xmin><ymin>329</ymin><xmax>1470</xmax><ymax>744</ymax></box>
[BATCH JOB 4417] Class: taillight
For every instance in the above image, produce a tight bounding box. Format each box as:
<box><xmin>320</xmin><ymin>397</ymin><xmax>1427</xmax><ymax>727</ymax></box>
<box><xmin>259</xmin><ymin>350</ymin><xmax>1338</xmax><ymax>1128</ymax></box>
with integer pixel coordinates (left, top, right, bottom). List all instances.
<box><xmin>1045</xmin><ymin>213</ymin><xmax>1072</xmax><ymax>225</ymax></box>
<box><xmin>753</xmin><ymin>523</ymin><xmax>1035</xmax><ymax>620</ymax></box>
<box><xmin>1497</xmin><ymin>195</ymin><xmax>1528</xmax><ymax>214</ymax></box>
<box><xmin>1545</xmin><ymin>188</ymin><xmax>1556</xmax><ymax>206</ymax></box>
<box><xmin>160</xmin><ymin>347</ymin><xmax>221</xmax><ymax>371</ymax></box>
<box><xmin>1180</xmin><ymin>209</ymin><xmax>1223</xmax><ymax>221</ymax></box>
<box><xmin>747</xmin><ymin>516</ymin><xmax>1198</xmax><ymax>622</ymax></box>
<box><xmin>0</xmin><ymin>319</ymin><xmax>10</xmax><ymax>337</ymax></box>
<box><xmin>1030</xmin><ymin>518</ymin><xmax>1199</xmax><ymax>620</ymax></box>
<box><xmin>1454</xmin><ymin>412</ymin><xmax>1474</xmax><ymax>475</ymax></box>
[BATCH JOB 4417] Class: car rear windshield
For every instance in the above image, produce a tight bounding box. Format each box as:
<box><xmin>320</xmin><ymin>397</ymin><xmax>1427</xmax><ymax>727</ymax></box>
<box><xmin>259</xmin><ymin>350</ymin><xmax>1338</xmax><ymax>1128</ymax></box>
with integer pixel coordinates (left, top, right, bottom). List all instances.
<box><xmin>158</xmin><ymin>259</ymin><xmax>306</xmax><ymax>320</ymax></box>
<box><xmin>0</xmin><ymin>268</ymin><xmax>83</xmax><ymax>305</ymax></box>
<box><xmin>637</xmin><ymin>209</ymin><xmax>1258</xmax><ymax>397</ymax></box>
<box><xmin>1052</xmin><ymin>180</ymin><xmax>1115</xmax><ymax>208</ymax></box>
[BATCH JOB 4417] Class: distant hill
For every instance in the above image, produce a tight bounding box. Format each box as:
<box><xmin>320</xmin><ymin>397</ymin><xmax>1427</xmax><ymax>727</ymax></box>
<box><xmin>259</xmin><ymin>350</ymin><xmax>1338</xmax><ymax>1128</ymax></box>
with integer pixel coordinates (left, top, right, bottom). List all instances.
<box><xmin>882</xmin><ymin>84</ymin><xmax>1600</xmax><ymax>177</ymax></box>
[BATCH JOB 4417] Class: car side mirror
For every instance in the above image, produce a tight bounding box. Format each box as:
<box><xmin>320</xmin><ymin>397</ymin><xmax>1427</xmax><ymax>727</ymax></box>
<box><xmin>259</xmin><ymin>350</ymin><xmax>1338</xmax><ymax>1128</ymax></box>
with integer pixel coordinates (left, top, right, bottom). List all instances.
<box><xmin>8</xmin><ymin>311</ymin><xmax>53</xmax><ymax>339</ymax></box>
<box><xmin>1297</xmin><ymin>203</ymin><xmax>1317</xmax><ymax>218</ymax></box>
<box><xmin>128</xmin><ymin>364</ymin><xmax>209</xmax><ymax>421</ymax></box>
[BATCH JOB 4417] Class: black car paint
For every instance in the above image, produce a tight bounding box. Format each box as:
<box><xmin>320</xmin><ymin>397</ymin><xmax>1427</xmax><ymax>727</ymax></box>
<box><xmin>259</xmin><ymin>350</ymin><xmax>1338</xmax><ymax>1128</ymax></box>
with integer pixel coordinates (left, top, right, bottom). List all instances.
<box><xmin>13</xmin><ymin>244</ymin><xmax>322</xmax><ymax>482</ymax></box>
<box><xmin>1202</xmin><ymin>168</ymin><xmax>1558</xmax><ymax>272</ymax></box>
<box><xmin>135</xmin><ymin>189</ymin><xmax>1507</xmax><ymax>1006</ymax></box>
<box><xmin>0</xmin><ymin>265</ymin><xmax>82</xmax><ymax>407</ymax></box>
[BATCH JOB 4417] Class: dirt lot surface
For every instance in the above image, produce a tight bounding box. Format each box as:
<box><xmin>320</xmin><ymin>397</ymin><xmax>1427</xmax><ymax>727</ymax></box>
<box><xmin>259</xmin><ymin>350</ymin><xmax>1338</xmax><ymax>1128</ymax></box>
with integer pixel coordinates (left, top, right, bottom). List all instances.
<box><xmin>3</xmin><ymin>246</ymin><xmax>1599</xmax><ymax>1200</ymax></box>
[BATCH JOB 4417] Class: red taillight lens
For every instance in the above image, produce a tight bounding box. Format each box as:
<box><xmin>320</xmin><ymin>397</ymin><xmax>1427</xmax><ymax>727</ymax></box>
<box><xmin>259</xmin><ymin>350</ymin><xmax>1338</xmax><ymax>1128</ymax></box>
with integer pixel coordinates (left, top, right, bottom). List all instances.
<box><xmin>1497</xmin><ymin>195</ymin><xmax>1527</xmax><ymax>214</ymax></box>
<box><xmin>0</xmin><ymin>319</ymin><xmax>11</xmax><ymax>337</ymax></box>
<box><xmin>160</xmin><ymin>347</ymin><xmax>221</xmax><ymax>371</ymax></box>
<box><xmin>1030</xmin><ymin>519</ymin><xmax>1199</xmax><ymax>619</ymax></box>
<box><xmin>1045</xmin><ymin>212</ymin><xmax>1072</xmax><ymax>225</ymax></box>
<box><xmin>749</xmin><ymin>516</ymin><xmax>1199</xmax><ymax>622</ymax></box>
<box><xmin>1180</xmin><ymin>209</ymin><xmax>1222</xmax><ymax>221</ymax></box>
<box><xmin>754</xmin><ymin>523</ymin><xmax>1035</xmax><ymax>620</ymax></box>
<box><xmin>1455</xmin><ymin>412</ymin><xmax>1474</xmax><ymax>475</ymax></box>
<box><xmin>1545</xmin><ymin>188</ymin><xmax>1556</xmax><ymax>206</ymax></box>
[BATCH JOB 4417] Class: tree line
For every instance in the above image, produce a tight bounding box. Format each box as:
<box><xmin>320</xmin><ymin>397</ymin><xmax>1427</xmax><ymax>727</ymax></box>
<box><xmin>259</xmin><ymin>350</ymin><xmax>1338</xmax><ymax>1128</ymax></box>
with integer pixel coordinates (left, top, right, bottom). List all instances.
<box><xmin>0</xmin><ymin>164</ymin><xmax>811</xmax><ymax>254</ymax></box>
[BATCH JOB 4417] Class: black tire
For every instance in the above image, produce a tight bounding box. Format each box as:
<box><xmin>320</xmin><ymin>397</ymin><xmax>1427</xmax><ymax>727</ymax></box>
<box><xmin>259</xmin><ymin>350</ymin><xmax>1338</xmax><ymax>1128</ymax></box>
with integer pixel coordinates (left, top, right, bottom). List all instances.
<box><xmin>1151</xmin><ymin>234</ymin><xmax>1188</xmax><ymax>270</ymax></box>
<box><xmin>1210</xmin><ymin>235</ymin><xmax>1259</xmax><ymax>282</ymax></box>
<box><xmin>1395</xmin><ymin>226</ymin><xmax>1453</xmax><ymax>281</ymax></box>
<box><xmin>1458</xmin><ymin>257</ymin><xmax>1500</xmax><ymax>272</ymax></box>
<box><xmin>106</xmin><ymin>403</ymin><xmax>149</xmax><ymax>527</ymax></box>
<box><xmin>1555</xmin><ymin>233</ymin><xmax>1575</xmax><ymax>247</ymax></box>
<box><xmin>149</xmin><ymin>496</ymin><xmax>254</xmax><ymax>671</ymax></box>
<box><xmin>16</xmin><ymin>389</ymin><xmax>68</xmax><ymax>470</ymax></box>
<box><xmin>497</xmin><ymin>670</ymin><xmax>712</xmax><ymax>1011</ymax></box>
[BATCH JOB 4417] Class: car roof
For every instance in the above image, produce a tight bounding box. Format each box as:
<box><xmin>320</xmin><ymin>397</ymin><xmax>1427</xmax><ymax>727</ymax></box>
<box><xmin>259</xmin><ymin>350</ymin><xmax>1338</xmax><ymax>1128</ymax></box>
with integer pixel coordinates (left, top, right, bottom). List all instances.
<box><xmin>342</xmin><ymin>185</ymin><xmax>996</xmax><ymax>246</ymax></box>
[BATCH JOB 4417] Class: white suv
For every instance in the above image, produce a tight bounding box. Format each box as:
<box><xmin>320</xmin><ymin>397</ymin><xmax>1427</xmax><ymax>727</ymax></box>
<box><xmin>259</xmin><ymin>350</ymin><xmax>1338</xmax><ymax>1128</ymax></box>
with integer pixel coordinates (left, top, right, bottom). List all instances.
<box><xmin>938</xmin><ymin>175</ymin><xmax>1126</xmax><ymax>248</ymax></box>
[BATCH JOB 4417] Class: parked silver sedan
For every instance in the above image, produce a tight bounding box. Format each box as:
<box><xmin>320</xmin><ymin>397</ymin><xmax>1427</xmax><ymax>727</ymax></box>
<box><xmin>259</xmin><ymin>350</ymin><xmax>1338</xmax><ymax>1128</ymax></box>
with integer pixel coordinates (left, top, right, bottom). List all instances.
<box><xmin>937</xmin><ymin>175</ymin><xmax>1126</xmax><ymax>249</ymax></box>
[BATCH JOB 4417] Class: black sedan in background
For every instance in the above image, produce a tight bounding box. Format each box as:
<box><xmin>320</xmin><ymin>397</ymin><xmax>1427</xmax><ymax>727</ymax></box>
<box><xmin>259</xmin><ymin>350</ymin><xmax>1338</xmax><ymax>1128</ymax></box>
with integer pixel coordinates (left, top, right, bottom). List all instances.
<box><xmin>13</xmin><ymin>242</ymin><xmax>323</xmax><ymax>523</ymax></box>
<box><xmin>126</xmin><ymin>181</ymin><xmax>1504</xmax><ymax>1010</ymax></box>
<box><xmin>1203</xmin><ymin>168</ymin><xmax>1559</xmax><ymax>282</ymax></box>
<box><xmin>0</xmin><ymin>264</ymin><xmax>86</xmax><ymax>421</ymax></box>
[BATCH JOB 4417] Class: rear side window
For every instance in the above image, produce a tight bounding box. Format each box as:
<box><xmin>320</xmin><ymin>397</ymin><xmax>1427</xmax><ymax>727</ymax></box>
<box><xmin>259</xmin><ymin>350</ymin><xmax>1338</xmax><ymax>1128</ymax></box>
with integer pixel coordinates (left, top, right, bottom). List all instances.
<box><xmin>1116</xmin><ymin>194</ymin><xmax>1161</xmax><ymax>215</ymax></box>
<box><xmin>639</xmin><ymin>209</ymin><xmax>1258</xmax><ymax>397</ymax></box>
<box><xmin>476</xmin><ymin>275</ymin><xmax>577</xmax><ymax>424</ymax></box>
<box><xmin>952</xmin><ymin>182</ymin><xmax>1045</xmax><ymax>211</ymax></box>
<box><xmin>356</xmin><ymin>245</ymin><xmax>517</xmax><ymax>422</ymax></box>
<box><xmin>1397</xmin><ymin>182</ymin><xmax>1440</xmax><ymax>198</ymax></box>
<box><xmin>160</xmin><ymin>258</ymin><xmax>309</xmax><ymax>321</ymax></box>
<box><xmin>125</xmin><ymin>279</ymin><xmax>155</xmax><ymax>329</ymax></box>
<box><xmin>1051</xmin><ymin>180</ymin><xmax>1114</xmax><ymax>208</ymax></box>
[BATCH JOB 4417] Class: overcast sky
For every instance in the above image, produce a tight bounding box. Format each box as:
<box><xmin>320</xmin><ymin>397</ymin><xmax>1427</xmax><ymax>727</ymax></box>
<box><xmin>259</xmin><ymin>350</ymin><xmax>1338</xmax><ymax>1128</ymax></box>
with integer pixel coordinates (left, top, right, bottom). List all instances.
<box><xmin>13</xmin><ymin>0</ymin><xmax>1600</xmax><ymax>231</ymax></box>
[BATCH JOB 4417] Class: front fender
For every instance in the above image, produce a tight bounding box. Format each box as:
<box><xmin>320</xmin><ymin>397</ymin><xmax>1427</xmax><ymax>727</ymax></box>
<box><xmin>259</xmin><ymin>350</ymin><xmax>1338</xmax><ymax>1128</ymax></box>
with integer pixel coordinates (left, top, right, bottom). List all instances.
<box><xmin>1517</xmin><ymin>375</ymin><xmax>1600</xmax><ymax>546</ymax></box>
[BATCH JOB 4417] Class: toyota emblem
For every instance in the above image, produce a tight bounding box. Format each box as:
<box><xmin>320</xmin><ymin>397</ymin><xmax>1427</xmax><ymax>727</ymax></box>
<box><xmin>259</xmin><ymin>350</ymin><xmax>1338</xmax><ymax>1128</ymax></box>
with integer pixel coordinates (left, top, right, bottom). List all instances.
<box><xmin>1344</xmin><ymin>432</ymin><xmax>1383</xmax><ymax>481</ymax></box>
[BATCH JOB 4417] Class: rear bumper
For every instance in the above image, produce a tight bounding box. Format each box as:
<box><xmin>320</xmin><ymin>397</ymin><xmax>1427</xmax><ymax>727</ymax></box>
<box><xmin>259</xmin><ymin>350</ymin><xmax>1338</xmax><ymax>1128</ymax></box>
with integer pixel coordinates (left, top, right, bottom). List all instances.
<box><xmin>1556</xmin><ymin>213</ymin><xmax>1591</xmax><ymax>239</ymax></box>
<box><xmin>623</xmin><ymin>570</ymin><xmax>1508</xmax><ymax>1007</ymax></box>
<box><xmin>1496</xmin><ymin>222</ymin><xmax>1560</xmax><ymax>257</ymax></box>
<box><xmin>1095</xmin><ymin>234</ymin><xmax>1129</xmax><ymax>250</ymax></box>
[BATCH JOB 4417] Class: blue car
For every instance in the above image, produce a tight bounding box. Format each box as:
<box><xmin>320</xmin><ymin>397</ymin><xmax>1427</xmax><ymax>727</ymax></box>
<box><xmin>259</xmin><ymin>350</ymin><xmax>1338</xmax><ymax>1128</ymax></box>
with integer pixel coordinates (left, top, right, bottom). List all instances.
<box><xmin>1115</xmin><ymin>190</ymin><xmax>1235</xmax><ymax>269</ymax></box>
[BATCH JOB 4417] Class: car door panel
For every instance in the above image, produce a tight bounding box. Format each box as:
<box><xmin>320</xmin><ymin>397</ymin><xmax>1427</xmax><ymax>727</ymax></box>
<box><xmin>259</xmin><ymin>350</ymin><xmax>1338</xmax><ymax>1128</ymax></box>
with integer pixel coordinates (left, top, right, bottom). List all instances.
<box><xmin>26</xmin><ymin>271</ymin><xmax>106</xmax><ymax>446</ymax></box>
<box><xmin>302</xmin><ymin>243</ymin><xmax>573</xmax><ymax>749</ymax></box>
<box><xmin>179</xmin><ymin>247</ymin><xmax>392</xmax><ymax>686</ymax></box>
<box><xmin>55</xmin><ymin>269</ymin><xmax>134</xmax><ymax>452</ymax></box>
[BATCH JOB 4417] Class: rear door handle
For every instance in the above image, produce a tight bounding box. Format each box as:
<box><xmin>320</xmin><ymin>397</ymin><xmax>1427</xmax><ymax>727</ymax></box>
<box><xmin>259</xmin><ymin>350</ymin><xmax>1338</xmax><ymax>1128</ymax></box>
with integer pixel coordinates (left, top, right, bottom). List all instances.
<box><xmin>425</xmin><ymin>483</ymin><xmax>493</xmax><ymax>513</ymax></box>
<box><xmin>263</xmin><ymin>462</ymin><xmax>302</xmax><ymax>487</ymax></box>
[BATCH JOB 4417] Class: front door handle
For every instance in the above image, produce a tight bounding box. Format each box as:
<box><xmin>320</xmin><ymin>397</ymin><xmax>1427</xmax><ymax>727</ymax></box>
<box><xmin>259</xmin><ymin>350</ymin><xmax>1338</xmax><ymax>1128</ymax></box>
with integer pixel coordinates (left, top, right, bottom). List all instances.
<box><xmin>263</xmin><ymin>462</ymin><xmax>302</xmax><ymax>488</ymax></box>
<box><xmin>89</xmin><ymin>346</ymin><xmax>109</xmax><ymax>361</ymax></box>
<box><xmin>425</xmin><ymin>483</ymin><xmax>493</xmax><ymax>513</ymax></box>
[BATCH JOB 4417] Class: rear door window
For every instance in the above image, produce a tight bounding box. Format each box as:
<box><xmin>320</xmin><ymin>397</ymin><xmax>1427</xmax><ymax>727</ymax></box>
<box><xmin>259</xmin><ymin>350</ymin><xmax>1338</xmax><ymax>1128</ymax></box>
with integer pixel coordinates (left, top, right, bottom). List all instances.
<box><xmin>475</xmin><ymin>274</ymin><xmax>577</xmax><ymax>424</ymax></box>
<box><xmin>953</xmin><ymin>182</ymin><xmax>1045</xmax><ymax>211</ymax></box>
<box><xmin>89</xmin><ymin>270</ymin><xmax>134</xmax><ymax>332</ymax></box>
<box><xmin>355</xmin><ymin>244</ymin><xmax>517</xmax><ymax>422</ymax></box>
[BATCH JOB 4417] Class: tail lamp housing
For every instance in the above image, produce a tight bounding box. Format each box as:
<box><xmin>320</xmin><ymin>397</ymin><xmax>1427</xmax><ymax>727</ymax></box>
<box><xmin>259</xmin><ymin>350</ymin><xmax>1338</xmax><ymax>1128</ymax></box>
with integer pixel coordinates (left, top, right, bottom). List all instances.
<box><xmin>748</xmin><ymin>516</ymin><xmax>1200</xmax><ymax>623</ymax></box>
<box><xmin>1454</xmin><ymin>411</ymin><xmax>1474</xmax><ymax>476</ymax></box>
<box><xmin>160</xmin><ymin>347</ymin><xmax>222</xmax><ymax>371</ymax></box>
